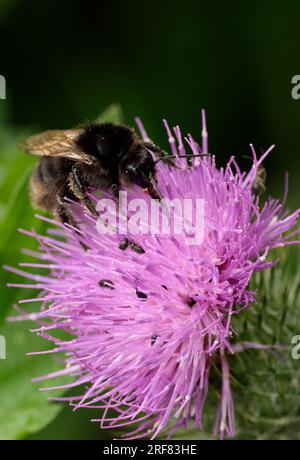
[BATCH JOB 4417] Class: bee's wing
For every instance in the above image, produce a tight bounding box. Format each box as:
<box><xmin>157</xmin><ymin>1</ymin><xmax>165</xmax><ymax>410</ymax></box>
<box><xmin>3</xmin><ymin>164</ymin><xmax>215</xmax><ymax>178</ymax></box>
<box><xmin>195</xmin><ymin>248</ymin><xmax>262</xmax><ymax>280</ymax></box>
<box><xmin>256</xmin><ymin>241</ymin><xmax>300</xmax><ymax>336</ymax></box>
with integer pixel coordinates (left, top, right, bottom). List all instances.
<box><xmin>20</xmin><ymin>129</ymin><xmax>92</xmax><ymax>164</ymax></box>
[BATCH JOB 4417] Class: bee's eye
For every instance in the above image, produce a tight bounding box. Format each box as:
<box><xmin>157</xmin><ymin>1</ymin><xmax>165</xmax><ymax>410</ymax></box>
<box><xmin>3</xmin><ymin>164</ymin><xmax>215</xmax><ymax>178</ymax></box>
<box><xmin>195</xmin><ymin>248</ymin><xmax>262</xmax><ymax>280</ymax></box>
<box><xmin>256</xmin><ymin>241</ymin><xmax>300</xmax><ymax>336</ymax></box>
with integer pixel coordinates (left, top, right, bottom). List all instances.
<box><xmin>125</xmin><ymin>165</ymin><xmax>137</xmax><ymax>175</ymax></box>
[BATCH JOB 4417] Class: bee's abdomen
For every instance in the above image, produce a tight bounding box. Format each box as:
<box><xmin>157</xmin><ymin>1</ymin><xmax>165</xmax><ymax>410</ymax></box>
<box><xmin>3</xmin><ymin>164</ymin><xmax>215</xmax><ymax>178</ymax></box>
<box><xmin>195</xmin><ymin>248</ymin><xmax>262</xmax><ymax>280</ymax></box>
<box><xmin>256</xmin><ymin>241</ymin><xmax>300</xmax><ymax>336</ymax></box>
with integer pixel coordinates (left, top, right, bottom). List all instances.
<box><xmin>30</xmin><ymin>157</ymin><xmax>72</xmax><ymax>211</ymax></box>
<box><xmin>37</xmin><ymin>157</ymin><xmax>71</xmax><ymax>184</ymax></box>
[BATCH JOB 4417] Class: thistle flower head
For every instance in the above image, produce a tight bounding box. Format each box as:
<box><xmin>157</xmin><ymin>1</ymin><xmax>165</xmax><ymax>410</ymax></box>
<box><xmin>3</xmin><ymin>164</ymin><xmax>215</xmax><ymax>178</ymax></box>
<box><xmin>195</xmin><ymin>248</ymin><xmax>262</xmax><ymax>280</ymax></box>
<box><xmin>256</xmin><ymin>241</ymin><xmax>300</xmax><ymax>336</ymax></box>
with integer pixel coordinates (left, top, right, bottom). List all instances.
<box><xmin>7</xmin><ymin>111</ymin><xmax>300</xmax><ymax>439</ymax></box>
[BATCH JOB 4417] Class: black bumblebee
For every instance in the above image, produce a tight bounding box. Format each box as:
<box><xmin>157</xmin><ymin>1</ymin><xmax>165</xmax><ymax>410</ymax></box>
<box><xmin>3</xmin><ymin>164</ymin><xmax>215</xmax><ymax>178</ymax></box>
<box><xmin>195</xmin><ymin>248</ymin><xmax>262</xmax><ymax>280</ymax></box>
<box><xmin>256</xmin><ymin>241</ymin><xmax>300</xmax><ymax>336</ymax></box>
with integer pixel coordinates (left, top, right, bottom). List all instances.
<box><xmin>21</xmin><ymin>122</ymin><xmax>166</xmax><ymax>229</ymax></box>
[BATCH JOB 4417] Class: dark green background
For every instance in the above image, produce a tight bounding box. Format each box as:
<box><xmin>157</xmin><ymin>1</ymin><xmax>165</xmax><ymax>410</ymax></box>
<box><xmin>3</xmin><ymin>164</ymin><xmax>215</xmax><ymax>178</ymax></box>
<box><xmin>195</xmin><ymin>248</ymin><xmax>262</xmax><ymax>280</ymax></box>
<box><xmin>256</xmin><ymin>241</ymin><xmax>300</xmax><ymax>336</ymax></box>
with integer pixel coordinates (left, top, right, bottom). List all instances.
<box><xmin>0</xmin><ymin>0</ymin><xmax>299</xmax><ymax>440</ymax></box>
<box><xmin>1</xmin><ymin>0</ymin><xmax>300</xmax><ymax>205</ymax></box>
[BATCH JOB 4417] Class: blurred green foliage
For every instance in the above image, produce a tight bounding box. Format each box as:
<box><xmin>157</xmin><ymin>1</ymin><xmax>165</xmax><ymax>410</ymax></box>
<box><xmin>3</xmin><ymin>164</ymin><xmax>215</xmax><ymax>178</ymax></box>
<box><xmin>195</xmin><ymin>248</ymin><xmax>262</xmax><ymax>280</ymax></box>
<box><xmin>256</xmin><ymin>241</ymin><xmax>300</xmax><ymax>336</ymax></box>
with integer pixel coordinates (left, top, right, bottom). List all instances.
<box><xmin>0</xmin><ymin>114</ymin><xmax>67</xmax><ymax>439</ymax></box>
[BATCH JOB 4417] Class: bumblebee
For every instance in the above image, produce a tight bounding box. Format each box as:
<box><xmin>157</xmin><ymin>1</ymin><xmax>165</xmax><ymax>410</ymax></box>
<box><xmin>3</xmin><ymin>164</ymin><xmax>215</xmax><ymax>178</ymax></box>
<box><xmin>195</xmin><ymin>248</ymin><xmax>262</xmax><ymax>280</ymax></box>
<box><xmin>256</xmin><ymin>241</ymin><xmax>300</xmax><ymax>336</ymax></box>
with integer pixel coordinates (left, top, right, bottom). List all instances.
<box><xmin>21</xmin><ymin>122</ymin><xmax>165</xmax><ymax>228</ymax></box>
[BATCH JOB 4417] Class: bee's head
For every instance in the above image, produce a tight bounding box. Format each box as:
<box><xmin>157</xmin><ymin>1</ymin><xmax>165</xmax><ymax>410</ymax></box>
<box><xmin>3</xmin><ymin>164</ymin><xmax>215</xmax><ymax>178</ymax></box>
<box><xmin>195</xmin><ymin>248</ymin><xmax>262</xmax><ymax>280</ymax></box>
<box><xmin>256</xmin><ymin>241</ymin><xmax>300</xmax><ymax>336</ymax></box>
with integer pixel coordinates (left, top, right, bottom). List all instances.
<box><xmin>121</xmin><ymin>148</ymin><xmax>154</xmax><ymax>183</ymax></box>
<box><xmin>120</xmin><ymin>148</ymin><xmax>161</xmax><ymax>198</ymax></box>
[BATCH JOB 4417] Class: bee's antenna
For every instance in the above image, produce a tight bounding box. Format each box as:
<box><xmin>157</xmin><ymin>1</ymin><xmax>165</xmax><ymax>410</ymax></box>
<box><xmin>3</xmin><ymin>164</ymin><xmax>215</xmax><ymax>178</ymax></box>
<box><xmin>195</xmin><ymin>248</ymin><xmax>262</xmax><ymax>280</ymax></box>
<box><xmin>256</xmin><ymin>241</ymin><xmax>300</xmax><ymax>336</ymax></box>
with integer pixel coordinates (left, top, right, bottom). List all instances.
<box><xmin>243</xmin><ymin>148</ymin><xmax>265</xmax><ymax>161</ymax></box>
<box><xmin>154</xmin><ymin>154</ymin><xmax>210</xmax><ymax>165</ymax></box>
<box><xmin>242</xmin><ymin>154</ymin><xmax>253</xmax><ymax>161</ymax></box>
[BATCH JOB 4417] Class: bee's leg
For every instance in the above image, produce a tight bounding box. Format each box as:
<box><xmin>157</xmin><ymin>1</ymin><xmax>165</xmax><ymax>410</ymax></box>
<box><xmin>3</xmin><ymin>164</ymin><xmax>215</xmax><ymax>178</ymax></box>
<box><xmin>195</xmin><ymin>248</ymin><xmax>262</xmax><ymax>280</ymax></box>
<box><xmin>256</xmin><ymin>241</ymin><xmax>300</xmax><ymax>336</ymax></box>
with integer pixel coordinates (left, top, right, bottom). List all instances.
<box><xmin>55</xmin><ymin>195</ymin><xmax>90</xmax><ymax>251</ymax></box>
<box><xmin>55</xmin><ymin>195</ymin><xmax>79</xmax><ymax>229</ymax></box>
<box><xmin>110</xmin><ymin>183</ymin><xmax>120</xmax><ymax>199</ymax></box>
<box><xmin>69</xmin><ymin>166</ymin><xmax>98</xmax><ymax>217</ymax></box>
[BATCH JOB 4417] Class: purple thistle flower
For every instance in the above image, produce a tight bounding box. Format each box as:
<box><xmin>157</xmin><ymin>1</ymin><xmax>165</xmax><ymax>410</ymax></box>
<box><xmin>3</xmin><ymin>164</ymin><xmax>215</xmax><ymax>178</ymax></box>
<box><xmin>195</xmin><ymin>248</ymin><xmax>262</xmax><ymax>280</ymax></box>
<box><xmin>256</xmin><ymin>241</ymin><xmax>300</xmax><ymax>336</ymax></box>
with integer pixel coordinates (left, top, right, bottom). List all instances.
<box><xmin>6</xmin><ymin>111</ymin><xmax>300</xmax><ymax>439</ymax></box>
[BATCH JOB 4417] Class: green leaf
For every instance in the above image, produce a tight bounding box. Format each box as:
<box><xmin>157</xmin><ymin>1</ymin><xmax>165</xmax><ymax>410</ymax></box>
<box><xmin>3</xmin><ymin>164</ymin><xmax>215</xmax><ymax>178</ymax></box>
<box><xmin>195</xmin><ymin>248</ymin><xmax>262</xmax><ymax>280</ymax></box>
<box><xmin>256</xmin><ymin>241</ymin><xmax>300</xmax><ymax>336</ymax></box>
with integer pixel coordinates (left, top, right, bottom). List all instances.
<box><xmin>96</xmin><ymin>103</ymin><xmax>124</xmax><ymax>124</ymax></box>
<box><xmin>0</xmin><ymin>154</ymin><xmax>47</xmax><ymax>323</ymax></box>
<box><xmin>172</xmin><ymin>427</ymin><xmax>214</xmax><ymax>440</ymax></box>
<box><xmin>0</xmin><ymin>319</ymin><xmax>67</xmax><ymax>440</ymax></box>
